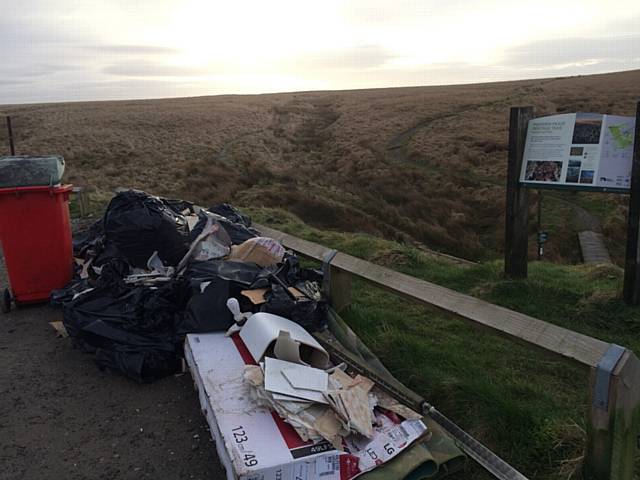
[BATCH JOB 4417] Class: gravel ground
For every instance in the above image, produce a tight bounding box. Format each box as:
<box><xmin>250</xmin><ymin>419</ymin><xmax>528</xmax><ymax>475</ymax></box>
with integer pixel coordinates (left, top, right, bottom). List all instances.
<box><xmin>0</xmin><ymin>255</ymin><xmax>226</xmax><ymax>480</ymax></box>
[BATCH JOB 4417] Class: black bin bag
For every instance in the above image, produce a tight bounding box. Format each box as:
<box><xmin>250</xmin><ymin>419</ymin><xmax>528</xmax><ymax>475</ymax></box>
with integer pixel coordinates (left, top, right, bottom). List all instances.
<box><xmin>104</xmin><ymin>190</ymin><xmax>190</xmax><ymax>268</ymax></box>
<box><xmin>62</xmin><ymin>281</ymin><xmax>188</xmax><ymax>383</ymax></box>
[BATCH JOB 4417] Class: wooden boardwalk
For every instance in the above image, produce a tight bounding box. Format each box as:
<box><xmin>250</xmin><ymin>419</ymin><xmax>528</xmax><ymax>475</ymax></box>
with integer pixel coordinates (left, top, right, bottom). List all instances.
<box><xmin>578</xmin><ymin>230</ymin><xmax>612</xmax><ymax>264</ymax></box>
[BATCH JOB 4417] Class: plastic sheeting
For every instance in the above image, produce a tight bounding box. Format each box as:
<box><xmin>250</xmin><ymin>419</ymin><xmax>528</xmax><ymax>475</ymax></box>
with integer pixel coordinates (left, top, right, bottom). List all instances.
<box><xmin>62</xmin><ymin>281</ymin><xmax>187</xmax><ymax>382</ymax></box>
<box><xmin>0</xmin><ymin>155</ymin><xmax>65</xmax><ymax>188</ymax></box>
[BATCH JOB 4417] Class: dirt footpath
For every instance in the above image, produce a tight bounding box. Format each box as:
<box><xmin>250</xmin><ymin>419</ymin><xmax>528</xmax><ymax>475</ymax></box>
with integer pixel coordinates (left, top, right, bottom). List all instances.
<box><xmin>0</xmin><ymin>263</ymin><xmax>225</xmax><ymax>479</ymax></box>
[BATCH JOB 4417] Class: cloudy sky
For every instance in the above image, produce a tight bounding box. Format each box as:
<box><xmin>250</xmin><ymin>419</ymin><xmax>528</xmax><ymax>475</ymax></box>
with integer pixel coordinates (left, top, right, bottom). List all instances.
<box><xmin>2</xmin><ymin>0</ymin><xmax>639</xmax><ymax>104</ymax></box>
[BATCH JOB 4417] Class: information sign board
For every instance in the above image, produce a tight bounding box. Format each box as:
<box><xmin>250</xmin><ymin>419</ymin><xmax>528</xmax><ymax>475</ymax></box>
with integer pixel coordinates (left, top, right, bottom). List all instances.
<box><xmin>520</xmin><ymin>113</ymin><xmax>636</xmax><ymax>191</ymax></box>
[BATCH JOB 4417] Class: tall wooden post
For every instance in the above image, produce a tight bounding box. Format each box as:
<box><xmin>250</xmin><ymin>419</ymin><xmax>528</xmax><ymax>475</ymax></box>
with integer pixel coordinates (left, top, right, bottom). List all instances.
<box><xmin>504</xmin><ymin>106</ymin><xmax>533</xmax><ymax>278</ymax></box>
<box><xmin>6</xmin><ymin>115</ymin><xmax>15</xmax><ymax>155</ymax></box>
<box><xmin>623</xmin><ymin>101</ymin><xmax>640</xmax><ymax>305</ymax></box>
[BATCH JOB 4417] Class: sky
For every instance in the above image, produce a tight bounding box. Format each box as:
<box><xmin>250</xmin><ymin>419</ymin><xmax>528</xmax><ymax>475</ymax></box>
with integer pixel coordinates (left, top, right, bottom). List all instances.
<box><xmin>1</xmin><ymin>0</ymin><xmax>639</xmax><ymax>104</ymax></box>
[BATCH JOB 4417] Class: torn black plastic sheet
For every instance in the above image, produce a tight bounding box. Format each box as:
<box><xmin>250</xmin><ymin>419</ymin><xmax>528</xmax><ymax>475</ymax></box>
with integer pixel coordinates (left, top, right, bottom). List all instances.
<box><xmin>185</xmin><ymin>260</ymin><xmax>266</xmax><ymax>287</ymax></box>
<box><xmin>176</xmin><ymin>276</ymin><xmax>234</xmax><ymax>335</ymax></box>
<box><xmin>62</xmin><ymin>282</ymin><xmax>188</xmax><ymax>382</ymax></box>
<box><xmin>208</xmin><ymin>203</ymin><xmax>252</xmax><ymax>227</ymax></box>
<box><xmin>72</xmin><ymin>219</ymin><xmax>105</xmax><ymax>257</ymax></box>
<box><xmin>261</xmin><ymin>284</ymin><xmax>328</xmax><ymax>332</ymax></box>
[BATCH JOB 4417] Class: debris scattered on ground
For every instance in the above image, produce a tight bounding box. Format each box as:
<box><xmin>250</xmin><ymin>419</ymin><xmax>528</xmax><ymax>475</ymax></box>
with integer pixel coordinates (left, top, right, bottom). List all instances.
<box><xmin>49</xmin><ymin>321</ymin><xmax>69</xmax><ymax>338</ymax></box>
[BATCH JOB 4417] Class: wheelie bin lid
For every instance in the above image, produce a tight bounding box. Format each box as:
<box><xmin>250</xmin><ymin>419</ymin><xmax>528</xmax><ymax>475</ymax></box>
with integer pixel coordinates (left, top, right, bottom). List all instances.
<box><xmin>0</xmin><ymin>184</ymin><xmax>73</xmax><ymax>196</ymax></box>
<box><xmin>0</xmin><ymin>155</ymin><xmax>65</xmax><ymax>188</ymax></box>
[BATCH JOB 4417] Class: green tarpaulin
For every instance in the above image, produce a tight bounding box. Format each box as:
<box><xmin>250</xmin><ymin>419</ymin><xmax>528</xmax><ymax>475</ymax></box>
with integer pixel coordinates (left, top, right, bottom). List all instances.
<box><xmin>322</xmin><ymin>309</ymin><xmax>467</xmax><ymax>479</ymax></box>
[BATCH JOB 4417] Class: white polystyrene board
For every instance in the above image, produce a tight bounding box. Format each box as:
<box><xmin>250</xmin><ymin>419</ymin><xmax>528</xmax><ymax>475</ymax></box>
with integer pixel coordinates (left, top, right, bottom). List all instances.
<box><xmin>185</xmin><ymin>333</ymin><xmax>346</xmax><ymax>480</ymax></box>
<box><xmin>264</xmin><ymin>357</ymin><xmax>328</xmax><ymax>404</ymax></box>
<box><xmin>184</xmin><ymin>341</ymin><xmax>236</xmax><ymax>480</ymax></box>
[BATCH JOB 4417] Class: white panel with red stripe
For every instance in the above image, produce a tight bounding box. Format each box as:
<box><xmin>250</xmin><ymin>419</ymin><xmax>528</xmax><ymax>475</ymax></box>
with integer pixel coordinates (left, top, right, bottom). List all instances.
<box><xmin>185</xmin><ymin>332</ymin><xmax>427</xmax><ymax>480</ymax></box>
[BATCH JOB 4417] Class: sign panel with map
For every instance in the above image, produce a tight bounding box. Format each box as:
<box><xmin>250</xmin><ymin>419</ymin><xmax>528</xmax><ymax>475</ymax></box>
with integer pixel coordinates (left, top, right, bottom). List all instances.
<box><xmin>519</xmin><ymin>113</ymin><xmax>636</xmax><ymax>192</ymax></box>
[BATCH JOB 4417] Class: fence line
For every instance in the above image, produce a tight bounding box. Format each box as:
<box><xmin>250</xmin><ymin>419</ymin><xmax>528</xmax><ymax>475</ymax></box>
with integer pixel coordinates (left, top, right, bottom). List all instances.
<box><xmin>256</xmin><ymin>223</ymin><xmax>640</xmax><ymax>480</ymax></box>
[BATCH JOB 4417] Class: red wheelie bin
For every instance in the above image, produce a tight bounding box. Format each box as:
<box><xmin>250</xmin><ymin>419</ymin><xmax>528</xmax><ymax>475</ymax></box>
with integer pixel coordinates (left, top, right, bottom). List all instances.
<box><xmin>0</xmin><ymin>157</ymin><xmax>74</xmax><ymax>312</ymax></box>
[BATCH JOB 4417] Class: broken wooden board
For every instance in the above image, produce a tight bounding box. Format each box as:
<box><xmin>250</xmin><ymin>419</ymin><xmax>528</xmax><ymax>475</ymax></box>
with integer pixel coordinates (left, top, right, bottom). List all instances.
<box><xmin>241</xmin><ymin>287</ymin><xmax>305</xmax><ymax>305</ymax></box>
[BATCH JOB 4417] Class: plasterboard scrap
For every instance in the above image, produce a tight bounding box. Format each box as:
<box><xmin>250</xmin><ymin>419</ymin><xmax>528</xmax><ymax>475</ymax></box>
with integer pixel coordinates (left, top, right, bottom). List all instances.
<box><xmin>307</xmin><ymin>407</ymin><xmax>347</xmax><ymax>450</ymax></box>
<box><xmin>348</xmin><ymin>389</ymin><xmax>375</xmax><ymax>438</ymax></box>
<box><xmin>372</xmin><ymin>387</ymin><xmax>422</xmax><ymax>420</ymax></box>
<box><xmin>264</xmin><ymin>357</ymin><xmax>328</xmax><ymax>404</ymax></box>
<box><xmin>281</xmin><ymin>404</ymin><xmax>345</xmax><ymax>450</ymax></box>
<box><xmin>246</xmin><ymin>362</ymin><xmax>345</xmax><ymax>447</ymax></box>
<box><xmin>49</xmin><ymin>321</ymin><xmax>68</xmax><ymax>338</ymax></box>
<box><xmin>282</xmin><ymin>365</ymin><xmax>328</xmax><ymax>392</ymax></box>
<box><xmin>326</xmin><ymin>370</ymin><xmax>375</xmax><ymax>438</ymax></box>
<box><xmin>352</xmin><ymin>375</ymin><xmax>374</xmax><ymax>393</ymax></box>
<box><xmin>272</xmin><ymin>392</ymin><xmax>315</xmax><ymax>404</ymax></box>
<box><xmin>328</xmin><ymin>368</ymin><xmax>355</xmax><ymax>389</ymax></box>
<box><xmin>267</xmin><ymin>403</ymin><xmax>322</xmax><ymax>443</ymax></box>
<box><xmin>326</xmin><ymin>388</ymin><xmax>374</xmax><ymax>438</ymax></box>
<box><xmin>243</xmin><ymin>365</ymin><xmax>264</xmax><ymax>387</ymax></box>
<box><xmin>278</xmin><ymin>400</ymin><xmax>314</xmax><ymax>415</ymax></box>
<box><xmin>244</xmin><ymin>366</ymin><xmax>309</xmax><ymax>405</ymax></box>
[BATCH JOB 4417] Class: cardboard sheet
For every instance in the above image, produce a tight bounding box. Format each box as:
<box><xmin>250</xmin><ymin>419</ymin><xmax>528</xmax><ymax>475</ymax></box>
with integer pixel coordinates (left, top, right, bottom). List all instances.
<box><xmin>241</xmin><ymin>287</ymin><xmax>305</xmax><ymax>305</ymax></box>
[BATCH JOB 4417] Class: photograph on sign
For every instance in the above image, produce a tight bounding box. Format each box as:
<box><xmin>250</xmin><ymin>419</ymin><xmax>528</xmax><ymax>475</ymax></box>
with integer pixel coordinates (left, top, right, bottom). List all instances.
<box><xmin>520</xmin><ymin>113</ymin><xmax>636</xmax><ymax>191</ymax></box>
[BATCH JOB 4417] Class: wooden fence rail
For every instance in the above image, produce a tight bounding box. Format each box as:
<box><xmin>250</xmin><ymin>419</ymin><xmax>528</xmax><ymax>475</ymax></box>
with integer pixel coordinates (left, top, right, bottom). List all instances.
<box><xmin>255</xmin><ymin>223</ymin><xmax>640</xmax><ymax>480</ymax></box>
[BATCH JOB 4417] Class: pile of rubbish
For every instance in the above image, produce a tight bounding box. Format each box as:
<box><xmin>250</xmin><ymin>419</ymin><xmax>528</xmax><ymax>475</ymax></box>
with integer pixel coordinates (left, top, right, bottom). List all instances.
<box><xmin>53</xmin><ymin>189</ymin><xmax>465</xmax><ymax>479</ymax></box>
<box><xmin>244</xmin><ymin>354</ymin><xmax>423</xmax><ymax>450</ymax></box>
<box><xmin>53</xmin><ymin>189</ymin><xmax>327</xmax><ymax>382</ymax></box>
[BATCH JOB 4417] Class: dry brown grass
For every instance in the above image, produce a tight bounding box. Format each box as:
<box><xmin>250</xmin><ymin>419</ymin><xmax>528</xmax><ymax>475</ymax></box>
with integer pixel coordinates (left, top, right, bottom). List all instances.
<box><xmin>1</xmin><ymin>69</ymin><xmax>638</xmax><ymax>262</ymax></box>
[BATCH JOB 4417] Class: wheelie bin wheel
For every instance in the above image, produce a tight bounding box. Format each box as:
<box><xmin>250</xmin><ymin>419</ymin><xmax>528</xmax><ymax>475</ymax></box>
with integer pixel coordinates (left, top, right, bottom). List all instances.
<box><xmin>2</xmin><ymin>288</ymin><xmax>11</xmax><ymax>313</ymax></box>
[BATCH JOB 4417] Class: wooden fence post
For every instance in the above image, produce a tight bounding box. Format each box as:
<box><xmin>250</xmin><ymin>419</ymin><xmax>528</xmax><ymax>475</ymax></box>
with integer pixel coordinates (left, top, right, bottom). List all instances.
<box><xmin>586</xmin><ymin>349</ymin><xmax>640</xmax><ymax>479</ymax></box>
<box><xmin>504</xmin><ymin>106</ymin><xmax>533</xmax><ymax>279</ymax></box>
<box><xmin>330</xmin><ymin>266</ymin><xmax>351</xmax><ymax>313</ymax></box>
<box><xmin>623</xmin><ymin>101</ymin><xmax>640</xmax><ymax>305</ymax></box>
